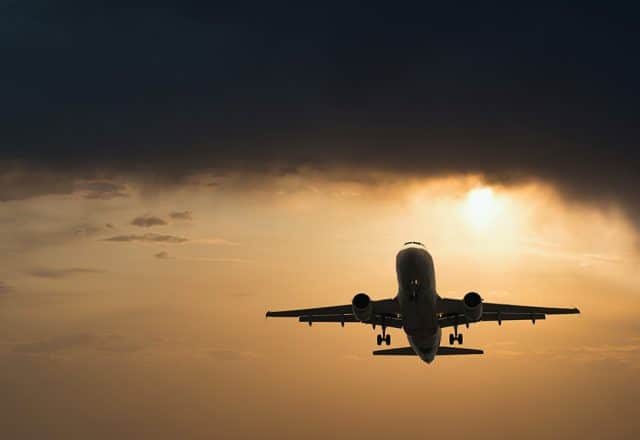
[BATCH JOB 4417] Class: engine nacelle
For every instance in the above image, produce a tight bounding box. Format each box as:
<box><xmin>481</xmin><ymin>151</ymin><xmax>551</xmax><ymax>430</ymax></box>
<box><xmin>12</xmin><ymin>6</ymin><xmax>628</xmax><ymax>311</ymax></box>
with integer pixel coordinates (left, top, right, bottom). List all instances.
<box><xmin>352</xmin><ymin>292</ymin><xmax>374</xmax><ymax>322</ymax></box>
<box><xmin>463</xmin><ymin>291</ymin><xmax>483</xmax><ymax>322</ymax></box>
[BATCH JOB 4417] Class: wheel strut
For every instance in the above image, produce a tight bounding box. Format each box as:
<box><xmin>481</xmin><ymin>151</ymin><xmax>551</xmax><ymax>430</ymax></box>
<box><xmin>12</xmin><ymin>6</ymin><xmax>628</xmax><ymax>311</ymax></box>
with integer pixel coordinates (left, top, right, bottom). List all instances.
<box><xmin>450</xmin><ymin>325</ymin><xmax>464</xmax><ymax>345</ymax></box>
<box><xmin>376</xmin><ymin>325</ymin><xmax>390</xmax><ymax>345</ymax></box>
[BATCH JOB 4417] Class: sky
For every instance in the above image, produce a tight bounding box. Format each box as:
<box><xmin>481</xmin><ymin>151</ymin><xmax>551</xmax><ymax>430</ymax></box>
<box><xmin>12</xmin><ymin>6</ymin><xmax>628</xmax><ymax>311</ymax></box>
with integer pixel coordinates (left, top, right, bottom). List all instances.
<box><xmin>1</xmin><ymin>3</ymin><xmax>640</xmax><ymax>439</ymax></box>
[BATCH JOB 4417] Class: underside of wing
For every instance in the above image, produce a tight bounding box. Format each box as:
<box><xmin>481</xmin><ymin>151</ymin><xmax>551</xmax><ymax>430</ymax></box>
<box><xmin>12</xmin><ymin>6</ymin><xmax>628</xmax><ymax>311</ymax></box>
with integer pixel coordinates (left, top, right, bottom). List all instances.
<box><xmin>298</xmin><ymin>314</ymin><xmax>403</xmax><ymax>328</ymax></box>
<box><xmin>437</xmin><ymin>297</ymin><xmax>579</xmax><ymax>329</ymax></box>
<box><xmin>482</xmin><ymin>302</ymin><xmax>580</xmax><ymax>315</ymax></box>
<box><xmin>266</xmin><ymin>298</ymin><xmax>399</xmax><ymax>318</ymax></box>
<box><xmin>266</xmin><ymin>304</ymin><xmax>353</xmax><ymax>317</ymax></box>
<box><xmin>266</xmin><ymin>298</ymin><xmax>401</xmax><ymax>329</ymax></box>
<box><xmin>439</xmin><ymin>312</ymin><xmax>546</xmax><ymax>328</ymax></box>
<box><xmin>437</xmin><ymin>298</ymin><xmax>580</xmax><ymax>316</ymax></box>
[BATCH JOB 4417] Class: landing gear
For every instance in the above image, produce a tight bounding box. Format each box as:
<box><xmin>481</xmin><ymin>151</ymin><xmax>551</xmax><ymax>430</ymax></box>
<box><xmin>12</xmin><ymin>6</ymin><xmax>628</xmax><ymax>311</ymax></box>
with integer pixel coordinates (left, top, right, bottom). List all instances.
<box><xmin>449</xmin><ymin>325</ymin><xmax>463</xmax><ymax>345</ymax></box>
<box><xmin>376</xmin><ymin>326</ymin><xmax>391</xmax><ymax>346</ymax></box>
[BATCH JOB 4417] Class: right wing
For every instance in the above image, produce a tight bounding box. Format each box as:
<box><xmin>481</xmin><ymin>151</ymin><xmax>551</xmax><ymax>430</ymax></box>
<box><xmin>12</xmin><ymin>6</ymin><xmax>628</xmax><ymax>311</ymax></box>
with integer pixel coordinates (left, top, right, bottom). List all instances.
<box><xmin>437</xmin><ymin>298</ymin><xmax>580</xmax><ymax>316</ymax></box>
<box><xmin>266</xmin><ymin>298</ymin><xmax>401</xmax><ymax>327</ymax></box>
<box><xmin>437</xmin><ymin>297</ymin><xmax>579</xmax><ymax>328</ymax></box>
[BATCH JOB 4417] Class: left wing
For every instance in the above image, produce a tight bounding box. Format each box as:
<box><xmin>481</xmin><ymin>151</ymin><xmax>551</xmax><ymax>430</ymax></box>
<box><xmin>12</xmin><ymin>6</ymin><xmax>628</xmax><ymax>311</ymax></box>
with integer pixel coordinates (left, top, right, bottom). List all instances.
<box><xmin>266</xmin><ymin>298</ymin><xmax>401</xmax><ymax>327</ymax></box>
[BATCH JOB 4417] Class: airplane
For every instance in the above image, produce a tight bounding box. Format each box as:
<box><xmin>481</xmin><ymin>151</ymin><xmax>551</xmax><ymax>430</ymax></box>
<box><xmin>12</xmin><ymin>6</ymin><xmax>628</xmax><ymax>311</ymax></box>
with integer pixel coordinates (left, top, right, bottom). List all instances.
<box><xmin>265</xmin><ymin>242</ymin><xmax>580</xmax><ymax>363</ymax></box>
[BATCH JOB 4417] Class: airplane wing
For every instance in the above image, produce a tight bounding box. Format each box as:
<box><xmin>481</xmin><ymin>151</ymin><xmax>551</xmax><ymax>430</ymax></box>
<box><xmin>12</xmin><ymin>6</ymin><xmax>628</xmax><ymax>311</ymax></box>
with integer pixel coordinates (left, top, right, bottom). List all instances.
<box><xmin>437</xmin><ymin>297</ymin><xmax>579</xmax><ymax>328</ymax></box>
<box><xmin>266</xmin><ymin>298</ymin><xmax>401</xmax><ymax>327</ymax></box>
<box><xmin>438</xmin><ymin>312</ymin><xmax>546</xmax><ymax>328</ymax></box>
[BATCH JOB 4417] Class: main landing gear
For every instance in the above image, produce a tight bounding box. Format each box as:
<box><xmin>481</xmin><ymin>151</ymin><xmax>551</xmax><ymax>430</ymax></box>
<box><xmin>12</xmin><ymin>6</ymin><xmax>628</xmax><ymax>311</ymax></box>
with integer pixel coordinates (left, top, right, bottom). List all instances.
<box><xmin>376</xmin><ymin>326</ymin><xmax>391</xmax><ymax>346</ymax></box>
<box><xmin>449</xmin><ymin>325</ymin><xmax>463</xmax><ymax>345</ymax></box>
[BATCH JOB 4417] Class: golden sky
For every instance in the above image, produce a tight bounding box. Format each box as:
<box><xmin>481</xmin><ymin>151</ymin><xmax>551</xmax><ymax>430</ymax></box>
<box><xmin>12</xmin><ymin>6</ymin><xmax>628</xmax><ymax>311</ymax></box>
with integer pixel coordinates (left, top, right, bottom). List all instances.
<box><xmin>0</xmin><ymin>173</ymin><xmax>639</xmax><ymax>439</ymax></box>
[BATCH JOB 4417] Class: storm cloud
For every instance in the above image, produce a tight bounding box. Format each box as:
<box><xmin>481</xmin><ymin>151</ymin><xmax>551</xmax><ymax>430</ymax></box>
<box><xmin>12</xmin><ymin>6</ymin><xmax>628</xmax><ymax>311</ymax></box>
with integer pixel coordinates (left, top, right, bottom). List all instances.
<box><xmin>2</xmin><ymin>5</ymin><xmax>640</xmax><ymax>227</ymax></box>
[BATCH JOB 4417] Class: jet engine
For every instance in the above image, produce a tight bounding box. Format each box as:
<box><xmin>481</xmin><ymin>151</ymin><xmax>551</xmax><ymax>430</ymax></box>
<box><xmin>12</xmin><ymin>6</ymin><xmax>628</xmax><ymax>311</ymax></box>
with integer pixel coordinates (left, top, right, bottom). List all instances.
<box><xmin>463</xmin><ymin>291</ymin><xmax>483</xmax><ymax>322</ymax></box>
<box><xmin>352</xmin><ymin>293</ymin><xmax>374</xmax><ymax>322</ymax></box>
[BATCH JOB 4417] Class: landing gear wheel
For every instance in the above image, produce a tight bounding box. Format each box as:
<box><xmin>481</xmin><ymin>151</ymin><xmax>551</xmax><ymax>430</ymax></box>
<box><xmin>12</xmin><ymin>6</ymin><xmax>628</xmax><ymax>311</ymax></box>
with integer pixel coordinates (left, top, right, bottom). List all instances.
<box><xmin>449</xmin><ymin>334</ymin><xmax>454</xmax><ymax>345</ymax></box>
<box><xmin>458</xmin><ymin>334</ymin><xmax>463</xmax><ymax>345</ymax></box>
<box><xmin>376</xmin><ymin>334</ymin><xmax>382</xmax><ymax>345</ymax></box>
<box><xmin>385</xmin><ymin>334</ymin><xmax>391</xmax><ymax>345</ymax></box>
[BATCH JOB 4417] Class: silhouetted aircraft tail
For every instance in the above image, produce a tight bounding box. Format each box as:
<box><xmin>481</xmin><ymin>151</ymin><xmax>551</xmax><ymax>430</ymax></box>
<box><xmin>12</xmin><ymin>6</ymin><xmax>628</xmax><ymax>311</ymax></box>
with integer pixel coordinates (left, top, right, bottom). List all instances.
<box><xmin>373</xmin><ymin>346</ymin><xmax>484</xmax><ymax>356</ymax></box>
<box><xmin>436</xmin><ymin>346</ymin><xmax>484</xmax><ymax>355</ymax></box>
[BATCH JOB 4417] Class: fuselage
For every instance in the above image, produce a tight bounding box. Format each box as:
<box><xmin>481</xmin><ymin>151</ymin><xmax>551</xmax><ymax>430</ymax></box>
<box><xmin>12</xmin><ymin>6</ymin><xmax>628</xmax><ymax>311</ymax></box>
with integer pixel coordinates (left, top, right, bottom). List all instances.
<box><xmin>395</xmin><ymin>242</ymin><xmax>440</xmax><ymax>363</ymax></box>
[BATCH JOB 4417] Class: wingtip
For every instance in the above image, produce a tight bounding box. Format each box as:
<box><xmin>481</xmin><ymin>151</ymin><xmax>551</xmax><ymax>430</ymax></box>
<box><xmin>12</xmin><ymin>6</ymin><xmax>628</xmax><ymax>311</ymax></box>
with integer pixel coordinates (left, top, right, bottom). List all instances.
<box><xmin>574</xmin><ymin>308</ymin><xmax>581</xmax><ymax>314</ymax></box>
<box><xmin>265</xmin><ymin>311</ymin><xmax>272</xmax><ymax>318</ymax></box>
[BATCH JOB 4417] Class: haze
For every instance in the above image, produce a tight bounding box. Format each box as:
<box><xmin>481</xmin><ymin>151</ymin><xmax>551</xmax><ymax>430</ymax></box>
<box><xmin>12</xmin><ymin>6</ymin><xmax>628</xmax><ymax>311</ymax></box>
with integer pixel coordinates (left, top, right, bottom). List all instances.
<box><xmin>0</xmin><ymin>174</ymin><xmax>638</xmax><ymax>438</ymax></box>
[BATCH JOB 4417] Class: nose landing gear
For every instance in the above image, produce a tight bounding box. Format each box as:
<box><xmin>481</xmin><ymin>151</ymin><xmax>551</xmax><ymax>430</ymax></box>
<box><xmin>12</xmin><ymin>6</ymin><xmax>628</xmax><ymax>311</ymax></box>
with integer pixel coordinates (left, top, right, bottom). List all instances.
<box><xmin>376</xmin><ymin>326</ymin><xmax>391</xmax><ymax>346</ymax></box>
<box><xmin>449</xmin><ymin>325</ymin><xmax>463</xmax><ymax>345</ymax></box>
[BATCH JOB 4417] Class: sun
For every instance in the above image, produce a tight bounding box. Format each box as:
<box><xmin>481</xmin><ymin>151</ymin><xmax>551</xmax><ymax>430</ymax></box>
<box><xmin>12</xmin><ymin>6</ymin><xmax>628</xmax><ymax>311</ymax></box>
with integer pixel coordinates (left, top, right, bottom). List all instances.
<box><xmin>464</xmin><ymin>187</ymin><xmax>498</xmax><ymax>230</ymax></box>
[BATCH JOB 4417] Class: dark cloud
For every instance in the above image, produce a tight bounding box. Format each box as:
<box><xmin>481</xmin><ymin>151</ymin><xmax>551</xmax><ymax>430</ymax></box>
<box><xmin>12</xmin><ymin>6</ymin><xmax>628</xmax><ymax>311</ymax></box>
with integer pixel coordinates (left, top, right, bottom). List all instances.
<box><xmin>169</xmin><ymin>211</ymin><xmax>192</xmax><ymax>221</ymax></box>
<box><xmin>2</xmin><ymin>5</ymin><xmax>640</xmax><ymax>228</ymax></box>
<box><xmin>27</xmin><ymin>267</ymin><xmax>105</xmax><ymax>279</ymax></box>
<box><xmin>154</xmin><ymin>251</ymin><xmax>170</xmax><ymax>259</ymax></box>
<box><xmin>0</xmin><ymin>164</ymin><xmax>76</xmax><ymax>202</ymax></box>
<box><xmin>131</xmin><ymin>215</ymin><xmax>167</xmax><ymax>228</ymax></box>
<box><xmin>12</xmin><ymin>333</ymin><xmax>144</xmax><ymax>354</ymax></box>
<box><xmin>104</xmin><ymin>233</ymin><xmax>188</xmax><ymax>244</ymax></box>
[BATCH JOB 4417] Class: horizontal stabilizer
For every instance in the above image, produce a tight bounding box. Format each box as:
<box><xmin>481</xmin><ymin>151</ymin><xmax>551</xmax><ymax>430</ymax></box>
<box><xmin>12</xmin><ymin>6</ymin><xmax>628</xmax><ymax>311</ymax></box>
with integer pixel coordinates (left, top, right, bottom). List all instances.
<box><xmin>436</xmin><ymin>346</ymin><xmax>484</xmax><ymax>355</ymax></box>
<box><xmin>372</xmin><ymin>346</ymin><xmax>484</xmax><ymax>356</ymax></box>
<box><xmin>373</xmin><ymin>346</ymin><xmax>416</xmax><ymax>356</ymax></box>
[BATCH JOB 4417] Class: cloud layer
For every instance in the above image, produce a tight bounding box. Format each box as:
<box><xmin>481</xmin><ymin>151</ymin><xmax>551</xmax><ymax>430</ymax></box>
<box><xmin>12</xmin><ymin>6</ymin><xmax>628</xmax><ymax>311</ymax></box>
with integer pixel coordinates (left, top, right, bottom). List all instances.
<box><xmin>131</xmin><ymin>215</ymin><xmax>167</xmax><ymax>228</ymax></box>
<box><xmin>104</xmin><ymin>233</ymin><xmax>188</xmax><ymax>244</ymax></box>
<box><xmin>1</xmin><ymin>5</ymin><xmax>639</xmax><ymax>230</ymax></box>
<box><xmin>27</xmin><ymin>267</ymin><xmax>105</xmax><ymax>279</ymax></box>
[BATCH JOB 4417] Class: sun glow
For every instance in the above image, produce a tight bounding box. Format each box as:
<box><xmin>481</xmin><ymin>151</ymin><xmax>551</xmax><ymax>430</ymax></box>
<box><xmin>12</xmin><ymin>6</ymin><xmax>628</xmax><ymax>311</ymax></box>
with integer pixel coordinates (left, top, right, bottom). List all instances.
<box><xmin>464</xmin><ymin>187</ymin><xmax>499</xmax><ymax>231</ymax></box>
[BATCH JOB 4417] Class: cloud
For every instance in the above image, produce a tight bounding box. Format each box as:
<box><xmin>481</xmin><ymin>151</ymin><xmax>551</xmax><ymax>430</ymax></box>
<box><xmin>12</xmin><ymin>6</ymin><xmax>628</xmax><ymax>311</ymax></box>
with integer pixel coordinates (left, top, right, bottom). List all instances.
<box><xmin>13</xmin><ymin>333</ymin><xmax>96</xmax><ymax>353</ymax></box>
<box><xmin>185</xmin><ymin>257</ymin><xmax>246</xmax><ymax>263</ymax></box>
<box><xmin>0</xmin><ymin>165</ymin><xmax>75</xmax><ymax>201</ymax></box>
<box><xmin>104</xmin><ymin>233</ymin><xmax>188</xmax><ymax>244</ymax></box>
<box><xmin>153</xmin><ymin>252</ymin><xmax>245</xmax><ymax>263</ymax></box>
<box><xmin>0</xmin><ymin>281</ymin><xmax>12</xmax><ymax>294</ymax></box>
<box><xmin>131</xmin><ymin>215</ymin><xmax>167</xmax><ymax>228</ymax></box>
<box><xmin>75</xmin><ymin>181</ymin><xmax>129</xmax><ymax>200</ymax></box>
<box><xmin>2</xmin><ymin>5</ymin><xmax>640</xmax><ymax>235</ymax></box>
<box><xmin>27</xmin><ymin>267</ymin><xmax>105</xmax><ymax>279</ymax></box>
<box><xmin>169</xmin><ymin>210</ymin><xmax>193</xmax><ymax>221</ymax></box>
<box><xmin>9</xmin><ymin>223</ymin><xmax>115</xmax><ymax>253</ymax></box>
<box><xmin>12</xmin><ymin>333</ymin><xmax>144</xmax><ymax>354</ymax></box>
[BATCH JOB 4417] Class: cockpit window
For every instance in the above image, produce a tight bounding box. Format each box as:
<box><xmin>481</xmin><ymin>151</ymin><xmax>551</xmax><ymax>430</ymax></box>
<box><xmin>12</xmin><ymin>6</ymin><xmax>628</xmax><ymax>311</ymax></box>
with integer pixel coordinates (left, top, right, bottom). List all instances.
<box><xmin>403</xmin><ymin>241</ymin><xmax>425</xmax><ymax>247</ymax></box>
